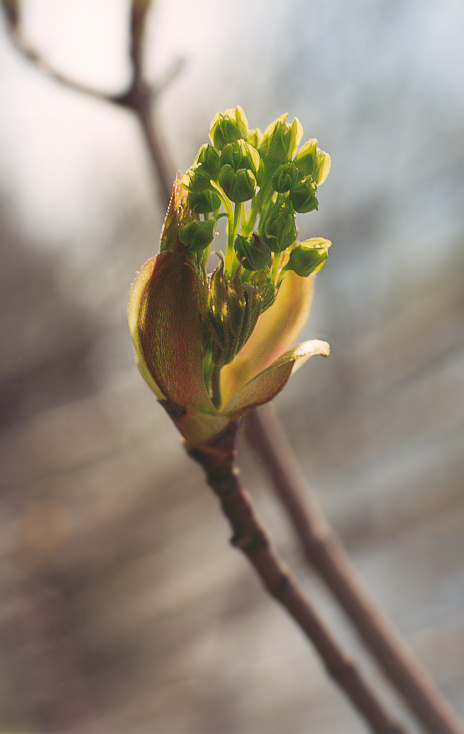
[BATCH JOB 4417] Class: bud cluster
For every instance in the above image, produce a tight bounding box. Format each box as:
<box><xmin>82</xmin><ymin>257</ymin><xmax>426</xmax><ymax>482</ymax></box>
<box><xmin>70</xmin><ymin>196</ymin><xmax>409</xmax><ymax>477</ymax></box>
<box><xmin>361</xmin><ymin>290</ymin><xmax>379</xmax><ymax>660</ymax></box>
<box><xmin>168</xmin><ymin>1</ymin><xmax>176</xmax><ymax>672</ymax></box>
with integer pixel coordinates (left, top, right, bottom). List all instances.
<box><xmin>181</xmin><ymin>106</ymin><xmax>330</xmax><ymax>282</ymax></box>
<box><xmin>177</xmin><ymin>107</ymin><xmax>331</xmax><ymax>407</ymax></box>
<box><xmin>129</xmin><ymin>107</ymin><xmax>333</xmax><ymax>438</ymax></box>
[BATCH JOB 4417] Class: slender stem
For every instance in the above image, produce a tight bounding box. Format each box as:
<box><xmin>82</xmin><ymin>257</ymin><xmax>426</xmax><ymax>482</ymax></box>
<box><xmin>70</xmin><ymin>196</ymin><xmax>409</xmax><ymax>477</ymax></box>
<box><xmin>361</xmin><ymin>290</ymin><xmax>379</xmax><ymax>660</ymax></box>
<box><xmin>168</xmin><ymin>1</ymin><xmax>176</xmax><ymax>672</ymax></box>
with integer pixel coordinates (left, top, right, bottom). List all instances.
<box><xmin>245</xmin><ymin>404</ymin><xmax>464</xmax><ymax>734</ymax></box>
<box><xmin>189</xmin><ymin>423</ymin><xmax>406</xmax><ymax>734</ymax></box>
<box><xmin>269</xmin><ymin>249</ymin><xmax>283</xmax><ymax>284</ymax></box>
<box><xmin>243</xmin><ymin>181</ymin><xmax>269</xmax><ymax>236</ymax></box>
<box><xmin>210</xmin><ymin>363</ymin><xmax>222</xmax><ymax>410</ymax></box>
<box><xmin>226</xmin><ymin>203</ymin><xmax>241</xmax><ymax>274</ymax></box>
<box><xmin>1</xmin><ymin>0</ymin><xmax>175</xmax><ymax>209</ymax></box>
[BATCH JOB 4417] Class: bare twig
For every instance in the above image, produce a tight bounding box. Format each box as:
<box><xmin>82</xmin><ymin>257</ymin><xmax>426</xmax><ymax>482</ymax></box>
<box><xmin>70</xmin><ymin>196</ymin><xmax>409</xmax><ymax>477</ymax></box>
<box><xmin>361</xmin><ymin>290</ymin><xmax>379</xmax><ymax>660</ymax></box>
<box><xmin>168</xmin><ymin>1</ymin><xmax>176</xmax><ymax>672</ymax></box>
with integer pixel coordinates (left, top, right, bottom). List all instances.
<box><xmin>2</xmin><ymin>4</ymin><xmax>121</xmax><ymax>104</ymax></box>
<box><xmin>245</xmin><ymin>404</ymin><xmax>464</xmax><ymax>734</ymax></box>
<box><xmin>111</xmin><ymin>0</ymin><xmax>174</xmax><ymax>203</ymax></box>
<box><xmin>2</xmin><ymin>0</ymin><xmax>176</xmax><ymax>201</ymax></box>
<box><xmin>190</xmin><ymin>422</ymin><xmax>406</xmax><ymax>734</ymax></box>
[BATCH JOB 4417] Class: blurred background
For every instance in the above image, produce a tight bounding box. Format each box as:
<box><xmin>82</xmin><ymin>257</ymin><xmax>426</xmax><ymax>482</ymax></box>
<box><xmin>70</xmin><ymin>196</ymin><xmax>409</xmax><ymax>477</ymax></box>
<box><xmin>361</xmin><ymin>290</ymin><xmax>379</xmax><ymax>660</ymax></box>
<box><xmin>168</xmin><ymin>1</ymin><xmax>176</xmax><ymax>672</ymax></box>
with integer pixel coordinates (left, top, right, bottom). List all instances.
<box><xmin>1</xmin><ymin>1</ymin><xmax>463</xmax><ymax>732</ymax></box>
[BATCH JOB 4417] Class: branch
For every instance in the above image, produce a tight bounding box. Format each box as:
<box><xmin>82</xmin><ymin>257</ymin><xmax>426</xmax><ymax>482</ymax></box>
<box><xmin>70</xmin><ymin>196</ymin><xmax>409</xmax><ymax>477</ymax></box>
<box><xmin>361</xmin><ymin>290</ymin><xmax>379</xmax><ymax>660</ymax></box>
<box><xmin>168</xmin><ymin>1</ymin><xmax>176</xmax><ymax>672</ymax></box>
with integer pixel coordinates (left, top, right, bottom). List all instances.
<box><xmin>245</xmin><ymin>404</ymin><xmax>464</xmax><ymax>734</ymax></box>
<box><xmin>1</xmin><ymin>0</ymin><xmax>176</xmax><ymax>203</ymax></box>
<box><xmin>111</xmin><ymin>0</ymin><xmax>174</xmax><ymax>204</ymax></box>
<box><xmin>189</xmin><ymin>423</ymin><xmax>406</xmax><ymax>734</ymax></box>
<box><xmin>2</xmin><ymin>3</ymin><xmax>121</xmax><ymax>104</ymax></box>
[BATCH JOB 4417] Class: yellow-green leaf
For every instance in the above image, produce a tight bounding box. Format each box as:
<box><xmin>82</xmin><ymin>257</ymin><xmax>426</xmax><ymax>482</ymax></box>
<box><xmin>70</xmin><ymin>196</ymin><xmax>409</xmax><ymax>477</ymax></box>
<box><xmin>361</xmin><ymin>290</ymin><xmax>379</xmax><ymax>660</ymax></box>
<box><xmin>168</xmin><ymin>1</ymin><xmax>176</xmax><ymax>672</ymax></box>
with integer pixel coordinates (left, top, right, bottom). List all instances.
<box><xmin>220</xmin><ymin>270</ymin><xmax>315</xmax><ymax>407</ymax></box>
<box><xmin>222</xmin><ymin>339</ymin><xmax>330</xmax><ymax>419</ymax></box>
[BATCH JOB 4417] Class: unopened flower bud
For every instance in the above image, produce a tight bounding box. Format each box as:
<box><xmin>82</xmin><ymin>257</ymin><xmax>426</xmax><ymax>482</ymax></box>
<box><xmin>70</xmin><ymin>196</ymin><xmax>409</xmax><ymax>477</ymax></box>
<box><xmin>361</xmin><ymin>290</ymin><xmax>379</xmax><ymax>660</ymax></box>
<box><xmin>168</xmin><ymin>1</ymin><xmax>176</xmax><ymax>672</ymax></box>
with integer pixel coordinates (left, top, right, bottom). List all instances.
<box><xmin>271</xmin><ymin>162</ymin><xmax>300</xmax><ymax>193</ymax></box>
<box><xmin>314</xmin><ymin>150</ymin><xmax>331</xmax><ymax>185</ymax></box>
<box><xmin>286</xmin><ymin>238</ymin><xmax>331</xmax><ymax>277</ymax></box>
<box><xmin>294</xmin><ymin>138</ymin><xmax>318</xmax><ymax>177</ymax></box>
<box><xmin>234</xmin><ymin>233</ymin><xmax>271</xmax><ymax>271</ymax></box>
<box><xmin>247</xmin><ymin>128</ymin><xmax>262</xmax><ymax>149</ymax></box>
<box><xmin>187</xmin><ymin>189</ymin><xmax>221</xmax><ymax>214</ymax></box>
<box><xmin>259</xmin><ymin>114</ymin><xmax>303</xmax><ymax>167</ymax></box>
<box><xmin>218</xmin><ymin>165</ymin><xmax>257</xmax><ymax>203</ymax></box>
<box><xmin>260</xmin><ymin>200</ymin><xmax>297</xmax><ymax>252</ymax></box>
<box><xmin>289</xmin><ymin>177</ymin><xmax>318</xmax><ymax>213</ymax></box>
<box><xmin>220</xmin><ymin>140</ymin><xmax>260</xmax><ymax>176</ymax></box>
<box><xmin>182</xmin><ymin>164</ymin><xmax>213</xmax><ymax>193</ymax></box>
<box><xmin>195</xmin><ymin>144</ymin><xmax>221</xmax><ymax>179</ymax></box>
<box><xmin>210</xmin><ymin>106</ymin><xmax>248</xmax><ymax>150</ymax></box>
<box><xmin>179</xmin><ymin>219</ymin><xmax>216</xmax><ymax>253</ymax></box>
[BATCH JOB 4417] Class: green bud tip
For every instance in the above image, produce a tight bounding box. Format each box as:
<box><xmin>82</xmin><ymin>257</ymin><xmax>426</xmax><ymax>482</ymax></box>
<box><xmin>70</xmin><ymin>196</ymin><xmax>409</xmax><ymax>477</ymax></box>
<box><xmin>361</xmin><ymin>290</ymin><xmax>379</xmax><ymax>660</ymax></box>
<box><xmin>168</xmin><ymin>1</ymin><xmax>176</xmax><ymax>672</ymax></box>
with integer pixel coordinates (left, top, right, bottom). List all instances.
<box><xmin>271</xmin><ymin>162</ymin><xmax>301</xmax><ymax>193</ymax></box>
<box><xmin>286</xmin><ymin>238</ymin><xmax>332</xmax><ymax>277</ymax></box>
<box><xmin>259</xmin><ymin>114</ymin><xmax>303</xmax><ymax>166</ymax></box>
<box><xmin>187</xmin><ymin>189</ymin><xmax>222</xmax><ymax>214</ymax></box>
<box><xmin>220</xmin><ymin>140</ymin><xmax>260</xmax><ymax>177</ymax></box>
<box><xmin>259</xmin><ymin>199</ymin><xmax>297</xmax><ymax>252</ymax></box>
<box><xmin>195</xmin><ymin>144</ymin><xmax>221</xmax><ymax>179</ymax></box>
<box><xmin>234</xmin><ymin>233</ymin><xmax>272</xmax><ymax>271</ymax></box>
<box><xmin>218</xmin><ymin>166</ymin><xmax>257</xmax><ymax>203</ymax></box>
<box><xmin>210</xmin><ymin>106</ymin><xmax>249</xmax><ymax>150</ymax></box>
<box><xmin>179</xmin><ymin>219</ymin><xmax>216</xmax><ymax>253</ymax></box>
<box><xmin>289</xmin><ymin>177</ymin><xmax>319</xmax><ymax>213</ymax></box>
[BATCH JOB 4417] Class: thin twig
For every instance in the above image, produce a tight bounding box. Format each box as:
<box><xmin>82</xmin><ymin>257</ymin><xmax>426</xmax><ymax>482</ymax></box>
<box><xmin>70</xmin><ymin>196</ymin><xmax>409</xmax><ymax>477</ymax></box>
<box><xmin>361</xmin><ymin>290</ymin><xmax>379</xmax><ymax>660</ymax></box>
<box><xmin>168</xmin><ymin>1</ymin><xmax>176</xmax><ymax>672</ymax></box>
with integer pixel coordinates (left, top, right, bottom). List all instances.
<box><xmin>245</xmin><ymin>404</ymin><xmax>464</xmax><ymax>734</ymax></box>
<box><xmin>2</xmin><ymin>8</ymin><xmax>122</xmax><ymax>104</ymax></box>
<box><xmin>190</xmin><ymin>422</ymin><xmax>406</xmax><ymax>734</ymax></box>
<box><xmin>2</xmin><ymin>0</ymin><xmax>176</xmax><ymax>203</ymax></box>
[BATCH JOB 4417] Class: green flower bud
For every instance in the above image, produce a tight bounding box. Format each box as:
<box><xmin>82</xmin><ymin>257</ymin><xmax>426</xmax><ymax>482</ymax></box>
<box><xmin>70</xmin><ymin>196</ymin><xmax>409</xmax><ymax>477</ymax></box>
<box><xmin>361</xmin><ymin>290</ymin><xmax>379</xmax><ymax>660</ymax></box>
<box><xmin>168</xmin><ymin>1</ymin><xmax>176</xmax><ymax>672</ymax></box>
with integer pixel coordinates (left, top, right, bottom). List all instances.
<box><xmin>271</xmin><ymin>162</ymin><xmax>301</xmax><ymax>193</ymax></box>
<box><xmin>210</xmin><ymin>106</ymin><xmax>248</xmax><ymax>150</ymax></box>
<box><xmin>187</xmin><ymin>189</ymin><xmax>221</xmax><ymax>214</ymax></box>
<box><xmin>314</xmin><ymin>150</ymin><xmax>331</xmax><ymax>185</ymax></box>
<box><xmin>259</xmin><ymin>114</ymin><xmax>303</xmax><ymax>166</ymax></box>
<box><xmin>289</xmin><ymin>177</ymin><xmax>318</xmax><ymax>213</ymax></box>
<box><xmin>286</xmin><ymin>238</ymin><xmax>331</xmax><ymax>277</ymax></box>
<box><xmin>294</xmin><ymin>138</ymin><xmax>318</xmax><ymax>177</ymax></box>
<box><xmin>182</xmin><ymin>164</ymin><xmax>213</xmax><ymax>193</ymax></box>
<box><xmin>247</xmin><ymin>127</ymin><xmax>262</xmax><ymax>149</ymax></box>
<box><xmin>179</xmin><ymin>219</ymin><xmax>216</xmax><ymax>253</ymax></box>
<box><xmin>194</xmin><ymin>144</ymin><xmax>221</xmax><ymax>179</ymax></box>
<box><xmin>220</xmin><ymin>140</ymin><xmax>260</xmax><ymax>177</ymax></box>
<box><xmin>234</xmin><ymin>233</ymin><xmax>272</xmax><ymax>271</ymax></box>
<box><xmin>218</xmin><ymin>165</ymin><xmax>256</xmax><ymax>203</ymax></box>
<box><xmin>260</xmin><ymin>200</ymin><xmax>297</xmax><ymax>252</ymax></box>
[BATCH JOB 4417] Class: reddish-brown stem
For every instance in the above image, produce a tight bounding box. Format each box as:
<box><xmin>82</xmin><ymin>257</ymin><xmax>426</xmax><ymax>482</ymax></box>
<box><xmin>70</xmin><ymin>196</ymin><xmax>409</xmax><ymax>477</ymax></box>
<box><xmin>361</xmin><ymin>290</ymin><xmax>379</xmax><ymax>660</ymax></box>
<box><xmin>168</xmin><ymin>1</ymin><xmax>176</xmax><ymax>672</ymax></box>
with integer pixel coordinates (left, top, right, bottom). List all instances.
<box><xmin>245</xmin><ymin>404</ymin><xmax>463</xmax><ymax>734</ymax></box>
<box><xmin>190</xmin><ymin>423</ymin><xmax>406</xmax><ymax>734</ymax></box>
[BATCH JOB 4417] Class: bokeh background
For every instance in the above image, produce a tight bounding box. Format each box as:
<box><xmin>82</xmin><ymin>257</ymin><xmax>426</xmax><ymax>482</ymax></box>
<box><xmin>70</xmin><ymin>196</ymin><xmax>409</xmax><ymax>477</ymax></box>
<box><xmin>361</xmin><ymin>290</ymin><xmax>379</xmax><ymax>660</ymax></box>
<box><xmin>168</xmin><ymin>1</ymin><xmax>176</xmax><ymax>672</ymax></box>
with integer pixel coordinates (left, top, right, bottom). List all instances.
<box><xmin>1</xmin><ymin>1</ymin><xmax>464</xmax><ymax>732</ymax></box>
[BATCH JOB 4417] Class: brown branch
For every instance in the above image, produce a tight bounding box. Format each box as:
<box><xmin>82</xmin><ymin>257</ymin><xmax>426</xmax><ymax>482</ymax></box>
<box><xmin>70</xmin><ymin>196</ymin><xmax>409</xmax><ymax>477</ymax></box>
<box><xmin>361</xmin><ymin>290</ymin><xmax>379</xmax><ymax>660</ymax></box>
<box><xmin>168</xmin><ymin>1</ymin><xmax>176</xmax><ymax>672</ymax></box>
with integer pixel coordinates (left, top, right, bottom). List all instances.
<box><xmin>189</xmin><ymin>422</ymin><xmax>406</xmax><ymax>734</ymax></box>
<box><xmin>2</xmin><ymin>8</ymin><xmax>121</xmax><ymax>104</ymax></box>
<box><xmin>2</xmin><ymin>0</ymin><xmax>176</xmax><ymax>204</ymax></box>
<box><xmin>245</xmin><ymin>404</ymin><xmax>464</xmax><ymax>734</ymax></box>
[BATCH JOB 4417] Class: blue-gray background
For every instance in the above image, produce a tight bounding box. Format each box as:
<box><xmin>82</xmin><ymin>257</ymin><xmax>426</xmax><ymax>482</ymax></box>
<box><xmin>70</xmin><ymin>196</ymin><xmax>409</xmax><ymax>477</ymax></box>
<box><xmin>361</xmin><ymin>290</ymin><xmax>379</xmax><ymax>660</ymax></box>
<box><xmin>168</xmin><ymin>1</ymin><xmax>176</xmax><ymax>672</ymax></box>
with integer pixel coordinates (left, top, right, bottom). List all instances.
<box><xmin>1</xmin><ymin>1</ymin><xmax>463</xmax><ymax>732</ymax></box>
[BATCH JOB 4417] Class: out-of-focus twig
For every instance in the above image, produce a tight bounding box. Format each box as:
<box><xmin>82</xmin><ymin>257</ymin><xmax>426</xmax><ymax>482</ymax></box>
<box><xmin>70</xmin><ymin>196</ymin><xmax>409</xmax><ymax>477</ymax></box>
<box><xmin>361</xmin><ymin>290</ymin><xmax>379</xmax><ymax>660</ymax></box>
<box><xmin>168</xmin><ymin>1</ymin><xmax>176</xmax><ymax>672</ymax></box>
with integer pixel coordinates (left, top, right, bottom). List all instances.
<box><xmin>1</xmin><ymin>0</ymin><xmax>178</xmax><ymax>203</ymax></box>
<box><xmin>190</xmin><ymin>423</ymin><xmax>406</xmax><ymax>734</ymax></box>
<box><xmin>2</xmin><ymin>0</ymin><xmax>122</xmax><ymax>104</ymax></box>
<box><xmin>245</xmin><ymin>405</ymin><xmax>464</xmax><ymax>734</ymax></box>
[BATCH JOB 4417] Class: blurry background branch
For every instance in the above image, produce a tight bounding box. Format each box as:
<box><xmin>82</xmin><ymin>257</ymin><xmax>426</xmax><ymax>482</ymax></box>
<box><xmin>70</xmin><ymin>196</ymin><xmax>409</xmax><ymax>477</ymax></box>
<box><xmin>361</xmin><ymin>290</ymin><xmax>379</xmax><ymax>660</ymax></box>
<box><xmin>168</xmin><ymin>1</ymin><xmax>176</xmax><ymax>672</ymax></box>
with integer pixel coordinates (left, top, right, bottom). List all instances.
<box><xmin>245</xmin><ymin>405</ymin><xmax>463</xmax><ymax>734</ymax></box>
<box><xmin>190</xmin><ymin>424</ymin><xmax>407</xmax><ymax>734</ymax></box>
<box><xmin>2</xmin><ymin>0</ymin><xmax>181</xmax><ymax>201</ymax></box>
